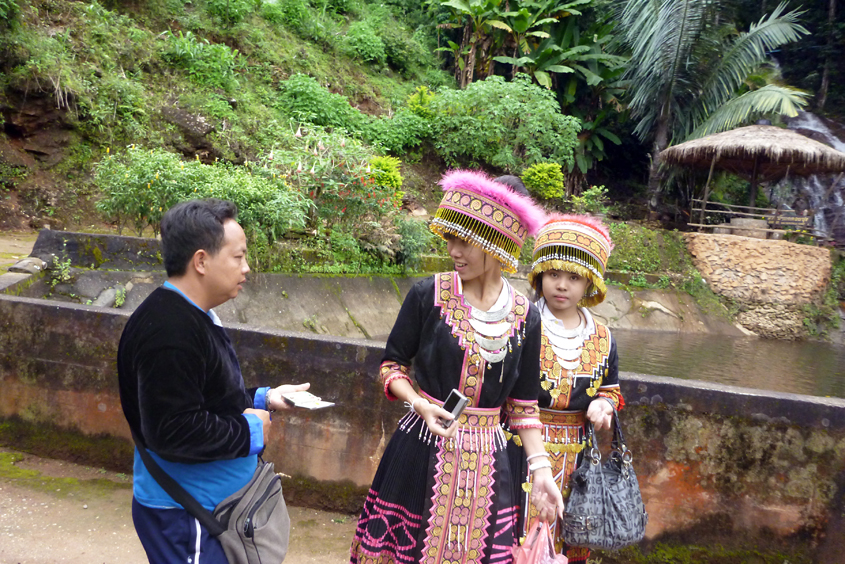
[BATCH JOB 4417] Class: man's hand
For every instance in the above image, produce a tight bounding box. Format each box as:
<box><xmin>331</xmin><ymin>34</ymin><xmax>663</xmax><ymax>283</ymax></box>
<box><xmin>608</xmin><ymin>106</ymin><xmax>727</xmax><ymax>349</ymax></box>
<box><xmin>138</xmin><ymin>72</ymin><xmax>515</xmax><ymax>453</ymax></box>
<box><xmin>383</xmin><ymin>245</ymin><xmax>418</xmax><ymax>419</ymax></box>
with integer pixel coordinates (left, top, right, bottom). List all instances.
<box><xmin>244</xmin><ymin>408</ymin><xmax>271</xmax><ymax>444</ymax></box>
<box><xmin>266</xmin><ymin>382</ymin><xmax>311</xmax><ymax>411</ymax></box>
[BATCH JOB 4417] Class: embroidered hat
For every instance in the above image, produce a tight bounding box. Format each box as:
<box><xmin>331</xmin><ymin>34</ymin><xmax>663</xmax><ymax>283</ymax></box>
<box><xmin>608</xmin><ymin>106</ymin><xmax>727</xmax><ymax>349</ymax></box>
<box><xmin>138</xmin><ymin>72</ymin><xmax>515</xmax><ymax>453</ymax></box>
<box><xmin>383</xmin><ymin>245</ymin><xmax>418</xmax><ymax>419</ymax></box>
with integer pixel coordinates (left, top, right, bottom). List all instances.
<box><xmin>430</xmin><ymin>170</ymin><xmax>546</xmax><ymax>273</ymax></box>
<box><xmin>528</xmin><ymin>214</ymin><xmax>613</xmax><ymax>306</ymax></box>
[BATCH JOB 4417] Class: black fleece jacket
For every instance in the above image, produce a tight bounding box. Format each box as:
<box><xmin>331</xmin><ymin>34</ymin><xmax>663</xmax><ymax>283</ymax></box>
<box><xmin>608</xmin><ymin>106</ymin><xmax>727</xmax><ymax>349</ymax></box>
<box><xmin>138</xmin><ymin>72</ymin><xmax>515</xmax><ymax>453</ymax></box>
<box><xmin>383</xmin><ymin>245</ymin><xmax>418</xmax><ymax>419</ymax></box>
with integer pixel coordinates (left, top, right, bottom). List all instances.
<box><xmin>118</xmin><ymin>287</ymin><xmax>256</xmax><ymax>463</ymax></box>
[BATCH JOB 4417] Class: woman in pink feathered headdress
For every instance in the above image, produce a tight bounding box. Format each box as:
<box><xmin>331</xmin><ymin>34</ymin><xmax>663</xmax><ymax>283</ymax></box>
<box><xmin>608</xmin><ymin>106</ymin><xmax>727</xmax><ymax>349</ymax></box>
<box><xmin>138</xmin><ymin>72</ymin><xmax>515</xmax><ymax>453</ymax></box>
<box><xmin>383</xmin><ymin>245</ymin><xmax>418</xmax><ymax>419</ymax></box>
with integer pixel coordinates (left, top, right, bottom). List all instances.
<box><xmin>350</xmin><ymin>170</ymin><xmax>563</xmax><ymax>564</ymax></box>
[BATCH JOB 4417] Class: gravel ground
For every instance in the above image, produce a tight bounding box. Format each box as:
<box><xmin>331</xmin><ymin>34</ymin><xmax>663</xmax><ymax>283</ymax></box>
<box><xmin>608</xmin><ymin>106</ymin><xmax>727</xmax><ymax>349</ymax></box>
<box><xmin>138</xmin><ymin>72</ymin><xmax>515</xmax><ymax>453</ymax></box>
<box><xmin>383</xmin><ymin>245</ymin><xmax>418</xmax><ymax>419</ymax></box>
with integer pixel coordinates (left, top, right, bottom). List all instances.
<box><xmin>0</xmin><ymin>448</ymin><xmax>358</xmax><ymax>564</ymax></box>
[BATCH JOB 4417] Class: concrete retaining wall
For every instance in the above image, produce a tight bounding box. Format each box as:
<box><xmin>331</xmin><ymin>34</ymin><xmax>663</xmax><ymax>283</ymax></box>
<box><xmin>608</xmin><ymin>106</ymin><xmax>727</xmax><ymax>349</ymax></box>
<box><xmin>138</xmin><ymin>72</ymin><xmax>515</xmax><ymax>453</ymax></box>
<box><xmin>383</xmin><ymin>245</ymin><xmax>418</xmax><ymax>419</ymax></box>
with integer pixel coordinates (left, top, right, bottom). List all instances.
<box><xmin>1</xmin><ymin>292</ymin><xmax>844</xmax><ymax>560</ymax></box>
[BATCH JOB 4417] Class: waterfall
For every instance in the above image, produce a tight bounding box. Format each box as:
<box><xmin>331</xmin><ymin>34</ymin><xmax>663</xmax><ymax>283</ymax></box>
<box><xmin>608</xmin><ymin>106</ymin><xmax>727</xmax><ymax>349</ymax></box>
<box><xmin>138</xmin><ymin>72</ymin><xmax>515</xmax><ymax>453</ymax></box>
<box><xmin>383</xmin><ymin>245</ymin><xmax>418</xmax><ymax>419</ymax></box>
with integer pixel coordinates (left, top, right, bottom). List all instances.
<box><xmin>779</xmin><ymin>112</ymin><xmax>845</xmax><ymax>245</ymax></box>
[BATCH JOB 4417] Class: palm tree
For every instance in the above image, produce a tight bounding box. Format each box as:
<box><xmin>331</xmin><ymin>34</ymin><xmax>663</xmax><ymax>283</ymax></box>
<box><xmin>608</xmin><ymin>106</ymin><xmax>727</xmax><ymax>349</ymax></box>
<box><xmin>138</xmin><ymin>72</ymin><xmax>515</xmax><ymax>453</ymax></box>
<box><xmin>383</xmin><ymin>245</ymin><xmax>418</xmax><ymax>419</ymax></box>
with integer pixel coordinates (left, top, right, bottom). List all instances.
<box><xmin>615</xmin><ymin>0</ymin><xmax>810</xmax><ymax>210</ymax></box>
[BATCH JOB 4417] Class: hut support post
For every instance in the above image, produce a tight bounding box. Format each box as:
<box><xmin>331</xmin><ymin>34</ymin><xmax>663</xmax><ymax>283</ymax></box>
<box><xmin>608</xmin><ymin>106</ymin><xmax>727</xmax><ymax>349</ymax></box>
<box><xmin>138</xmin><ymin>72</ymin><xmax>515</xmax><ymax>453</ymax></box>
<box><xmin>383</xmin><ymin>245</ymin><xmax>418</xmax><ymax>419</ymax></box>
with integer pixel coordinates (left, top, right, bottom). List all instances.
<box><xmin>749</xmin><ymin>155</ymin><xmax>760</xmax><ymax>208</ymax></box>
<box><xmin>699</xmin><ymin>155</ymin><xmax>718</xmax><ymax>230</ymax></box>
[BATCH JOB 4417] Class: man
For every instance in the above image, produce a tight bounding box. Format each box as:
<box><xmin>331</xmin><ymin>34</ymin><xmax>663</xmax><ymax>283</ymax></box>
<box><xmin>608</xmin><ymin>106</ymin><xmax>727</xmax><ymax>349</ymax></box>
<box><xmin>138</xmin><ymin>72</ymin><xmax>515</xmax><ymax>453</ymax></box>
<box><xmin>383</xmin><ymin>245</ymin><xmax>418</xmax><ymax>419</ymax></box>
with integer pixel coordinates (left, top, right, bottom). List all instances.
<box><xmin>118</xmin><ymin>198</ymin><xmax>308</xmax><ymax>563</ymax></box>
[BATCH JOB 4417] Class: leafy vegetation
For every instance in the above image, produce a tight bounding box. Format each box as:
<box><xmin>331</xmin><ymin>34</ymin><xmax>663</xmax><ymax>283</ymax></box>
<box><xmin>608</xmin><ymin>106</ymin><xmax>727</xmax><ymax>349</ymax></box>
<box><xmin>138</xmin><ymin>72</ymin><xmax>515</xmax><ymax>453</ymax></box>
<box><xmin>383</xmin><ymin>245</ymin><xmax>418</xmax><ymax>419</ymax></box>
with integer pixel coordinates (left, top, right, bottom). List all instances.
<box><xmin>522</xmin><ymin>163</ymin><xmax>565</xmax><ymax>202</ymax></box>
<box><xmin>614</xmin><ymin>0</ymin><xmax>810</xmax><ymax>208</ymax></box>
<box><xmin>802</xmin><ymin>254</ymin><xmax>845</xmax><ymax>338</ymax></box>
<box><xmin>429</xmin><ymin>74</ymin><xmax>580</xmax><ymax>172</ymax></box>
<box><xmin>568</xmin><ymin>184</ymin><xmax>608</xmax><ymax>215</ymax></box>
<box><xmin>607</xmin><ymin>222</ymin><xmax>693</xmax><ymax>275</ymax></box>
<box><xmin>94</xmin><ymin>146</ymin><xmax>308</xmax><ymax>238</ymax></box>
<box><xmin>0</xmin><ymin>0</ymin><xmax>840</xmax><ymax>291</ymax></box>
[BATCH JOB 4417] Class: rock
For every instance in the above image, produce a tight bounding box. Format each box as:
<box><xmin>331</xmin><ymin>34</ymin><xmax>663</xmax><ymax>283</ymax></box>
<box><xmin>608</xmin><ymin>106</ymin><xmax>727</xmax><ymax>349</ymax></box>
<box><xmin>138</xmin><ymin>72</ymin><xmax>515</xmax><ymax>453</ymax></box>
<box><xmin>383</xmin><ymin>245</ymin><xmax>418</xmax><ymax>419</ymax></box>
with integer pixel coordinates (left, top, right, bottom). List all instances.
<box><xmin>161</xmin><ymin>106</ymin><xmax>215</xmax><ymax>138</ymax></box>
<box><xmin>638</xmin><ymin>300</ymin><xmax>678</xmax><ymax>318</ymax></box>
<box><xmin>8</xmin><ymin>257</ymin><xmax>44</xmax><ymax>274</ymax></box>
<box><xmin>92</xmin><ymin>287</ymin><xmax>118</xmax><ymax>308</ymax></box>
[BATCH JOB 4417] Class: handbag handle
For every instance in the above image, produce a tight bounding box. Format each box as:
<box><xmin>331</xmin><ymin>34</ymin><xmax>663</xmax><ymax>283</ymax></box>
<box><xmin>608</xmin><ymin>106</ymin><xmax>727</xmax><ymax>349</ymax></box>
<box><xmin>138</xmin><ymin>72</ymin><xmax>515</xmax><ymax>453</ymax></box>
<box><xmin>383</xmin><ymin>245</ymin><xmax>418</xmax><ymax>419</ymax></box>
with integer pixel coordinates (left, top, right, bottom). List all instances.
<box><xmin>586</xmin><ymin>404</ymin><xmax>634</xmax><ymax>468</ymax></box>
<box><xmin>600</xmin><ymin>404</ymin><xmax>635</xmax><ymax>471</ymax></box>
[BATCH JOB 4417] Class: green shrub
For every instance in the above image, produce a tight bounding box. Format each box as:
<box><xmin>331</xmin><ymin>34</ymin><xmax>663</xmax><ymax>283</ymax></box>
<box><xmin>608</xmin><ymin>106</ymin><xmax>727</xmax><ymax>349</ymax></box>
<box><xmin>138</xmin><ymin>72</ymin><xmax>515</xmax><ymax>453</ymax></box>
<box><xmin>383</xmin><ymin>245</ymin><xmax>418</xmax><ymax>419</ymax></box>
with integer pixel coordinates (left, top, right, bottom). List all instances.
<box><xmin>379</xmin><ymin>25</ymin><xmax>424</xmax><ymax>75</ymax></box>
<box><xmin>205</xmin><ymin>0</ymin><xmax>254</xmax><ymax>26</ymax></box>
<box><xmin>568</xmin><ymin>185</ymin><xmax>608</xmax><ymax>215</ymax></box>
<box><xmin>327</xmin><ymin>0</ymin><xmax>355</xmax><ymax>14</ymax></box>
<box><xmin>369</xmin><ymin>156</ymin><xmax>403</xmax><ymax>191</ymax></box>
<box><xmin>407</xmin><ymin>85</ymin><xmax>435</xmax><ymax>119</ymax></box>
<box><xmin>522</xmin><ymin>163</ymin><xmax>565</xmax><ymax>201</ymax></box>
<box><xmin>344</xmin><ymin>22</ymin><xmax>386</xmax><ymax>66</ymax></box>
<box><xmin>260</xmin><ymin>0</ymin><xmax>309</xmax><ymax>30</ymax></box>
<box><xmin>252</xmin><ymin>128</ymin><xmax>399</xmax><ymax>230</ymax></box>
<box><xmin>94</xmin><ymin>146</ymin><xmax>308</xmax><ymax>239</ymax></box>
<box><xmin>395</xmin><ymin>217</ymin><xmax>433</xmax><ymax>271</ymax></box>
<box><xmin>162</xmin><ymin>31</ymin><xmax>242</xmax><ymax>90</ymax></box>
<box><xmin>429</xmin><ymin>74</ymin><xmax>580</xmax><ymax>172</ymax></box>
<box><xmin>276</xmin><ymin>73</ymin><xmax>362</xmax><ymax>130</ymax></box>
<box><xmin>363</xmin><ymin>109</ymin><xmax>430</xmax><ymax>154</ymax></box>
<box><xmin>0</xmin><ymin>0</ymin><xmax>19</xmax><ymax>28</ymax></box>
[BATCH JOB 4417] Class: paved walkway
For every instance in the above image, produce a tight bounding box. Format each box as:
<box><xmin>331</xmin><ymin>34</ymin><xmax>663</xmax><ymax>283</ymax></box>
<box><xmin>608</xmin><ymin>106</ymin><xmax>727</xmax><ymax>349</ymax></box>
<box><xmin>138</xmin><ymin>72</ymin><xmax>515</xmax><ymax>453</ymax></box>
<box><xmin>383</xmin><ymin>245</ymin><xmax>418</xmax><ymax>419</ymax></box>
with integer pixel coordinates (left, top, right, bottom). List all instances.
<box><xmin>0</xmin><ymin>448</ymin><xmax>357</xmax><ymax>564</ymax></box>
<box><xmin>0</xmin><ymin>231</ymin><xmax>38</xmax><ymax>274</ymax></box>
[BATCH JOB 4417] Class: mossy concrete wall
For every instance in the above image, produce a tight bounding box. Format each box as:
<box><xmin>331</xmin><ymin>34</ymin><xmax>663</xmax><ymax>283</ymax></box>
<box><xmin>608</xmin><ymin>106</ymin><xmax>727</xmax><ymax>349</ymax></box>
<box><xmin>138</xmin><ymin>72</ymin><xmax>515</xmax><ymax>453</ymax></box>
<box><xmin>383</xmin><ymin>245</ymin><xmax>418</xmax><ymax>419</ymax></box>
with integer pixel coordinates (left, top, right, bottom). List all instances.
<box><xmin>30</xmin><ymin>229</ymin><xmax>163</xmax><ymax>270</ymax></box>
<box><xmin>2</xmin><ymin>287</ymin><xmax>844</xmax><ymax>560</ymax></box>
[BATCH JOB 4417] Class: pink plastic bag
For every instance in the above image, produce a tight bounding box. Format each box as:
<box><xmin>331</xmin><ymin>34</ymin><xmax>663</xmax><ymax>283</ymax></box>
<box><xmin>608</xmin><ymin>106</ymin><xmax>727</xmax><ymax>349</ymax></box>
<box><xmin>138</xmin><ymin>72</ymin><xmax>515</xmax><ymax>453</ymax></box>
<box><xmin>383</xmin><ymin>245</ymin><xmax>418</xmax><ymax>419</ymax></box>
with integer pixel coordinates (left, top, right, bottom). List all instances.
<box><xmin>512</xmin><ymin>522</ymin><xmax>568</xmax><ymax>564</ymax></box>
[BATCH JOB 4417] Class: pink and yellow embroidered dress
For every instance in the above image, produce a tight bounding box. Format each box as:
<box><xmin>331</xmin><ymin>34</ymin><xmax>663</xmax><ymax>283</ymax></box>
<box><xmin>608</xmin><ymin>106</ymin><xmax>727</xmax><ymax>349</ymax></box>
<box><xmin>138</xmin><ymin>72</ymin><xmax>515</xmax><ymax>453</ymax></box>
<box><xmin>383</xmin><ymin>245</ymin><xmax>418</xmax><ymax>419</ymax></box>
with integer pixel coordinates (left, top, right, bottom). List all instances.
<box><xmin>508</xmin><ymin>302</ymin><xmax>624</xmax><ymax>564</ymax></box>
<box><xmin>349</xmin><ymin>272</ymin><xmax>543</xmax><ymax>564</ymax></box>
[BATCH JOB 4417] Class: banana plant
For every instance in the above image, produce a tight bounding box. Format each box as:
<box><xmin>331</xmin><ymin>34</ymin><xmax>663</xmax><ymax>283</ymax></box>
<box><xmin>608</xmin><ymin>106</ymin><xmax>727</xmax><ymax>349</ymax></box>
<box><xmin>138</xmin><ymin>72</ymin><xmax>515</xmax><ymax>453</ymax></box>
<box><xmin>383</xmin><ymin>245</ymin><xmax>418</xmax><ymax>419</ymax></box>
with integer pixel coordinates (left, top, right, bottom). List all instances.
<box><xmin>440</xmin><ymin>0</ymin><xmax>512</xmax><ymax>87</ymax></box>
<box><xmin>498</xmin><ymin>0</ymin><xmax>570</xmax><ymax>78</ymax></box>
<box><xmin>494</xmin><ymin>13</ymin><xmax>626</xmax><ymax>89</ymax></box>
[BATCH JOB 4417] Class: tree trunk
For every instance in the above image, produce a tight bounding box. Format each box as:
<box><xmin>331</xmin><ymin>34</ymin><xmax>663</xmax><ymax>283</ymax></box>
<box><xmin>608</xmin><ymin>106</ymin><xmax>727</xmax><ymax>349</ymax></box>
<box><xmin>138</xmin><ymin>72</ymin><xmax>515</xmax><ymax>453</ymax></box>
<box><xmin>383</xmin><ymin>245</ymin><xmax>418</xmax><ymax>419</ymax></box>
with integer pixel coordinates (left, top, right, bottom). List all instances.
<box><xmin>817</xmin><ymin>0</ymin><xmax>836</xmax><ymax>110</ymax></box>
<box><xmin>463</xmin><ymin>33</ymin><xmax>478</xmax><ymax>88</ymax></box>
<box><xmin>479</xmin><ymin>35</ymin><xmax>494</xmax><ymax>79</ymax></box>
<box><xmin>647</xmin><ymin>112</ymin><xmax>670</xmax><ymax>212</ymax></box>
<box><xmin>456</xmin><ymin>22</ymin><xmax>471</xmax><ymax>87</ymax></box>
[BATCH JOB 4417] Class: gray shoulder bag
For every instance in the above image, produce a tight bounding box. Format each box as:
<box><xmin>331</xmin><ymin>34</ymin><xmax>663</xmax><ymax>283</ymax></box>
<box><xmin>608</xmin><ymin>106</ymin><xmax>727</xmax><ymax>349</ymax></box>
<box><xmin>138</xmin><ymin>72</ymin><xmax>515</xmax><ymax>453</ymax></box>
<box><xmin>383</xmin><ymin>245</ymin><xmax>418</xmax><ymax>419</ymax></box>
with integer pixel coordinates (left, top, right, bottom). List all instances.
<box><xmin>134</xmin><ymin>434</ymin><xmax>290</xmax><ymax>564</ymax></box>
<box><xmin>561</xmin><ymin>407</ymin><xmax>648</xmax><ymax>551</ymax></box>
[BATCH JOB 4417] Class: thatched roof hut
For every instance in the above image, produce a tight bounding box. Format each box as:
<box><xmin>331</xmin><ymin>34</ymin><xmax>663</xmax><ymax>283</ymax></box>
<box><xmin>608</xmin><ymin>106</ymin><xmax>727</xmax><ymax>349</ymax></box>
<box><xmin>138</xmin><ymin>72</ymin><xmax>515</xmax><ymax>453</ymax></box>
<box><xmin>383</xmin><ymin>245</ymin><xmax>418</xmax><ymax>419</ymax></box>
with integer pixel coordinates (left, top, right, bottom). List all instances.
<box><xmin>660</xmin><ymin>125</ymin><xmax>845</xmax><ymax>181</ymax></box>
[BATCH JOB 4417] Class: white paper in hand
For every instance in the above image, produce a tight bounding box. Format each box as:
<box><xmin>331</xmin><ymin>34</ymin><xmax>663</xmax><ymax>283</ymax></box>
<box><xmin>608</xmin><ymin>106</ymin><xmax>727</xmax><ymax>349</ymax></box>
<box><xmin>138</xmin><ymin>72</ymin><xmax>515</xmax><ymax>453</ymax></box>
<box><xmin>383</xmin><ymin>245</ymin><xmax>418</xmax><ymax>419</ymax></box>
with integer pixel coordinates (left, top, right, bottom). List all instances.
<box><xmin>282</xmin><ymin>391</ymin><xmax>334</xmax><ymax>409</ymax></box>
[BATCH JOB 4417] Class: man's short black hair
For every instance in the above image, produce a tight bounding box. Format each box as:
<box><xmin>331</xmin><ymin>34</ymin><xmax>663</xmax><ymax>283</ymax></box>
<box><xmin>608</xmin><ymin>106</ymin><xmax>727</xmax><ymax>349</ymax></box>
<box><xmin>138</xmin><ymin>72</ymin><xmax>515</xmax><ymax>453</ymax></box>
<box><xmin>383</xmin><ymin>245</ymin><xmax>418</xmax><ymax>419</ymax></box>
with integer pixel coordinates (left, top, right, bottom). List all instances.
<box><xmin>160</xmin><ymin>199</ymin><xmax>238</xmax><ymax>277</ymax></box>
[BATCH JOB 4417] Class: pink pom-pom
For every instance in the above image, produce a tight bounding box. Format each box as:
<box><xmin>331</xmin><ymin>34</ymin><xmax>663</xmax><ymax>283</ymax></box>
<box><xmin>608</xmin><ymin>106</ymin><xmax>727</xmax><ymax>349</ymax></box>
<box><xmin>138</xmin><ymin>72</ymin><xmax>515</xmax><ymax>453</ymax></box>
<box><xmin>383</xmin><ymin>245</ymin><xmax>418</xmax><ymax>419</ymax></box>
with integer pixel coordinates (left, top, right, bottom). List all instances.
<box><xmin>439</xmin><ymin>170</ymin><xmax>547</xmax><ymax>236</ymax></box>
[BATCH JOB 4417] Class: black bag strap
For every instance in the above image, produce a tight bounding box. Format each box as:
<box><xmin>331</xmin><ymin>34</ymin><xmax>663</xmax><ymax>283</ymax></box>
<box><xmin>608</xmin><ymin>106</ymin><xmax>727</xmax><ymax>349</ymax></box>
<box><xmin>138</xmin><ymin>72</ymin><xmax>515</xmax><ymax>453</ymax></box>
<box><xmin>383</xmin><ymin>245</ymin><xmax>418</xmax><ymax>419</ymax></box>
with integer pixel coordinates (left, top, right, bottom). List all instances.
<box><xmin>132</xmin><ymin>431</ymin><xmax>226</xmax><ymax>536</ymax></box>
<box><xmin>584</xmin><ymin>401</ymin><xmax>628</xmax><ymax>460</ymax></box>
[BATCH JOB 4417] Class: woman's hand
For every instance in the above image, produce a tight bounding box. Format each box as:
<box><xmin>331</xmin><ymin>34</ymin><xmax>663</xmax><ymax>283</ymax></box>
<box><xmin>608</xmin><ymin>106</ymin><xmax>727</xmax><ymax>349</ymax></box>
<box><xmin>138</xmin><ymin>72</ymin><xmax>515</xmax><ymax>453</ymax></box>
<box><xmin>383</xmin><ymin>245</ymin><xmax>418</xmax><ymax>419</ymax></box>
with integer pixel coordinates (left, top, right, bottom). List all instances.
<box><xmin>530</xmin><ymin>468</ymin><xmax>564</xmax><ymax>523</ymax></box>
<box><xmin>413</xmin><ymin>398</ymin><xmax>460</xmax><ymax>439</ymax></box>
<box><xmin>586</xmin><ymin>398</ymin><xmax>614</xmax><ymax>431</ymax></box>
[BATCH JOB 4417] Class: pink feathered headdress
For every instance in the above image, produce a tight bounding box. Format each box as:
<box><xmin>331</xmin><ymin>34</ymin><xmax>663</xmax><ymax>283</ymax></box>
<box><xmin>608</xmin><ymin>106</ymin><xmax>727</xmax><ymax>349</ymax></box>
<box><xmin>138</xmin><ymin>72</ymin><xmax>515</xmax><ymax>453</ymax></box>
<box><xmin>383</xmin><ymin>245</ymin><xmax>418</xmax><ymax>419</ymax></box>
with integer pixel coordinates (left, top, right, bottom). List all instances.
<box><xmin>429</xmin><ymin>170</ymin><xmax>546</xmax><ymax>273</ymax></box>
<box><xmin>529</xmin><ymin>213</ymin><xmax>614</xmax><ymax>307</ymax></box>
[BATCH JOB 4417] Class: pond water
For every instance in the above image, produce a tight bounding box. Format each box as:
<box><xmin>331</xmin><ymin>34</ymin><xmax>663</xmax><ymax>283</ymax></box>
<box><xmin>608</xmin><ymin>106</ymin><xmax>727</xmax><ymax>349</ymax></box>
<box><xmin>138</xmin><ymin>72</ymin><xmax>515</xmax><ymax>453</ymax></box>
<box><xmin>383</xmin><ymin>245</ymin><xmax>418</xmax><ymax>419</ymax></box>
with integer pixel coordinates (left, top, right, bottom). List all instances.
<box><xmin>615</xmin><ymin>330</ymin><xmax>845</xmax><ymax>400</ymax></box>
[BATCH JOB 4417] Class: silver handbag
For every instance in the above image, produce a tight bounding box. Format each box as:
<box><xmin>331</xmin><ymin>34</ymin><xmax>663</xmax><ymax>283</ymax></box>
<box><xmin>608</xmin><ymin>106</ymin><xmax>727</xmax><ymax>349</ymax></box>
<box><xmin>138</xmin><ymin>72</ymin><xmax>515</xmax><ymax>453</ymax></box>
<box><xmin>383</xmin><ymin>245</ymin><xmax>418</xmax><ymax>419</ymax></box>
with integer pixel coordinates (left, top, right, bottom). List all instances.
<box><xmin>561</xmin><ymin>408</ymin><xmax>648</xmax><ymax>551</ymax></box>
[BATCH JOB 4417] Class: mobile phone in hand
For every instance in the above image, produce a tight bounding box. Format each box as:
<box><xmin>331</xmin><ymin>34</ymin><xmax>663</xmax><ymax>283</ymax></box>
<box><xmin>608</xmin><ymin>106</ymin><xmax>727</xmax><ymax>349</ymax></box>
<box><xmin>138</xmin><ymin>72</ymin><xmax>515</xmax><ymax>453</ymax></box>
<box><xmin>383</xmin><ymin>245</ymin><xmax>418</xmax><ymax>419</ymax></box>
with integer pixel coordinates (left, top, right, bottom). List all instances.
<box><xmin>439</xmin><ymin>389</ymin><xmax>468</xmax><ymax>428</ymax></box>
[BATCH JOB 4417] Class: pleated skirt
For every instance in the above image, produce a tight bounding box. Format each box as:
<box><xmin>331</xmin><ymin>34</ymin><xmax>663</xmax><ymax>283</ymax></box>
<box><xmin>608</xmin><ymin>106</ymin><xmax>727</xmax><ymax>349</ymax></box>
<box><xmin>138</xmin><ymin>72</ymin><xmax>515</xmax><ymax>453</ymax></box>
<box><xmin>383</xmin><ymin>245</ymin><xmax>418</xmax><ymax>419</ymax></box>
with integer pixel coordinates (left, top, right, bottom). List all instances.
<box><xmin>350</xmin><ymin>404</ymin><xmax>519</xmax><ymax>564</ymax></box>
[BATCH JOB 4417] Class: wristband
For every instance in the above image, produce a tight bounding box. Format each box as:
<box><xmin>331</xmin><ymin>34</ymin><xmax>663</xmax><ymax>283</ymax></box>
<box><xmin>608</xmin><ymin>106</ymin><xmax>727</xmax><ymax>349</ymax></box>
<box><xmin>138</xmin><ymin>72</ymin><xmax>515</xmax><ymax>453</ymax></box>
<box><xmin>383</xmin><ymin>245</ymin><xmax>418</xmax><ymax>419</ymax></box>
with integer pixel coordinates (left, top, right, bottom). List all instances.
<box><xmin>528</xmin><ymin>459</ymin><xmax>552</xmax><ymax>472</ymax></box>
<box><xmin>411</xmin><ymin>397</ymin><xmax>429</xmax><ymax>414</ymax></box>
<box><xmin>526</xmin><ymin>452</ymin><xmax>550</xmax><ymax>463</ymax></box>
